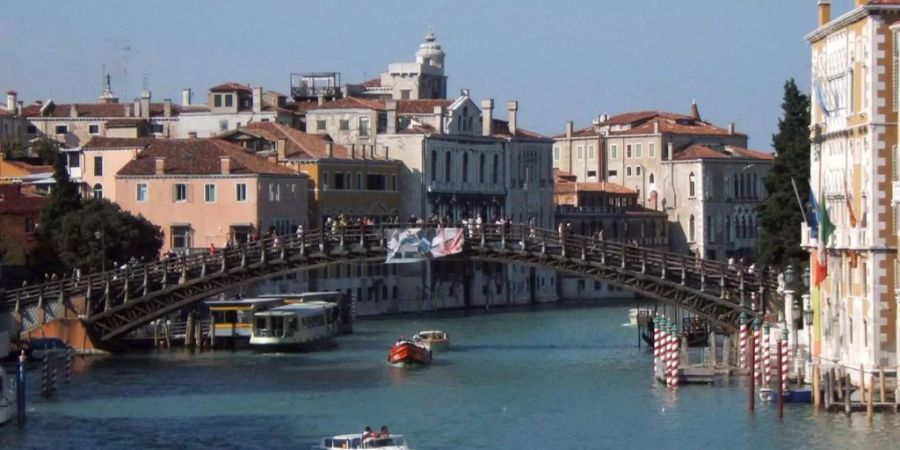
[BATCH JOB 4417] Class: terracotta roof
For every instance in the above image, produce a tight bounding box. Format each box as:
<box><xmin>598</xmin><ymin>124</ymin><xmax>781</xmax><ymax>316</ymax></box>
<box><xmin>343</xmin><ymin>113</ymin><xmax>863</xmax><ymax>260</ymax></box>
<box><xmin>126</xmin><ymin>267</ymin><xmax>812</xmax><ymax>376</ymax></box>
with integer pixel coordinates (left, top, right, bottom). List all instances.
<box><xmin>209</xmin><ymin>82</ymin><xmax>252</xmax><ymax>93</ymax></box>
<box><xmin>358</xmin><ymin>78</ymin><xmax>382</xmax><ymax>88</ymax></box>
<box><xmin>491</xmin><ymin>119</ymin><xmax>548</xmax><ymax>140</ymax></box>
<box><xmin>1</xmin><ymin>160</ymin><xmax>53</xmax><ymax>175</ymax></box>
<box><xmin>241</xmin><ymin>122</ymin><xmax>355</xmax><ymax>160</ymax></box>
<box><xmin>610</xmin><ymin>116</ymin><xmax>740</xmax><ymax>137</ymax></box>
<box><xmin>315</xmin><ymin>97</ymin><xmax>386</xmax><ymax>111</ymax></box>
<box><xmin>22</xmin><ymin>102</ymin><xmax>179</xmax><ymax>118</ymax></box>
<box><xmin>725</xmin><ymin>146</ymin><xmax>774</xmax><ymax>160</ymax></box>
<box><xmin>118</xmin><ymin>139</ymin><xmax>298</xmax><ymax>176</ymax></box>
<box><xmin>0</xmin><ymin>184</ymin><xmax>47</xmax><ymax>214</ymax></box>
<box><xmin>280</xmin><ymin>101</ymin><xmax>320</xmax><ymax>114</ymax></box>
<box><xmin>397</xmin><ymin>99</ymin><xmax>453</xmax><ymax>114</ymax></box>
<box><xmin>672</xmin><ymin>144</ymin><xmax>729</xmax><ymax>160</ymax></box>
<box><xmin>82</xmin><ymin>137</ymin><xmax>156</xmax><ymax>149</ymax></box>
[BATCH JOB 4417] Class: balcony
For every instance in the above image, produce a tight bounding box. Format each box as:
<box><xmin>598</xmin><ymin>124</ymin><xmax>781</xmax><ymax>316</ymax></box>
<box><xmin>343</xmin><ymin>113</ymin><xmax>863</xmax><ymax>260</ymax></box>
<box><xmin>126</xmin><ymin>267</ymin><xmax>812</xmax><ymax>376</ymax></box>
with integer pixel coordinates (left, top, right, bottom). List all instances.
<box><xmin>428</xmin><ymin>180</ymin><xmax>504</xmax><ymax>195</ymax></box>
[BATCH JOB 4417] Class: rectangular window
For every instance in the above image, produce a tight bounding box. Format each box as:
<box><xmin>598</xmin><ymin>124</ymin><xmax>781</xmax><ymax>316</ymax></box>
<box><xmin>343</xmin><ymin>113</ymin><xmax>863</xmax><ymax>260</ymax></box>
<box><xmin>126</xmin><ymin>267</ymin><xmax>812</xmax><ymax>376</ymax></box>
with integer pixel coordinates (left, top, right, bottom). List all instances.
<box><xmin>366</xmin><ymin>173</ymin><xmax>387</xmax><ymax>190</ymax></box>
<box><xmin>150</xmin><ymin>123</ymin><xmax>164</xmax><ymax>134</ymax></box>
<box><xmin>577</xmin><ymin>146</ymin><xmax>583</xmax><ymax>160</ymax></box>
<box><xmin>359</xmin><ymin>116</ymin><xmax>370</xmax><ymax>137</ymax></box>
<box><xmin>27</xmin><ymin>125</ymin><xmax>36</xmax><ymax>134</ymax></box>
<box><xmin>610</xmin><ymin>144</ymin><xmax>618</xmax><ymax>159</ymax></box>
<box><xmin>236</xmin><ymin>183</ymin><xmax>247</xmax><ymax>202</ymax></box>
<box><xmin>649</xmin><ymin>143</ymin><xmax>656</xmax><ymax>158</ymax></box>
<box><xmin>356</xmin><ymin>173</ymin><xmax>362</xmax><ymax>190</ymax></box>
<box><xmin>588</xmin><ymin>145</ymin><xmax>595</xmax><ymax>160</ymax></box>
<box><xmin>224</xmin><ymin>94</ymin><xmax>233</xmax><ymax>107</ymax></box>
<box><xmin>626</xmin><ymin>144</ymin><xmax>632</xmax><ymax>159</ymax></box>
<box><xmin>553</xmin><ymin>147</ymin><xmax>560</xmax><ymax>161</ymax></box>
<box><xmin>67</xmin><ymin>153</ymin><xmax>80</xmax><ymax>168</ymax></box>
<box><xmin>171</xmin><ymin>225</ymin><xmax>191</xmax><ymax>249</ymax></box>
<box><xmin>204</xmin><ymin>183</ymin><xmax>216</xmax><ymax>203</ymax></box>
<box><xmin>587</xmin><ymin>170</ymin><xmax>597</xmax><ymax>178</ymax></box>
<box><xmin>391</xmin><ymin>174</ymin><xmax>397</xmax><ymax>191</ymax></box>
<box><xmin>626</xmin><ymin>166</ymin><xmax>632</xmax><ymax>176</ymax></box>
<box><xmin>136</xmin><ymin>183</ymin><xmax>148</xmax><ymax>202</ymax></box>
<box><xmin>339</xmin><ymin>119</ymin><xmax>349</xmax><ymax>131</ymax></box>
<box><xmin>55</xmin><ymin>124</ymin><xmax>68</xmax><ymax>134</ymax></box>
<box><xmin>608</xmin><ymin>170</ymin><xmax>618</xmax><ymax>177</ymax></box>
<box><xmin>400</xmin><ymin>90</ymin><xmax>411</xmax><ymax>100</ymax></box>
<box><xmin>214</xmin><ymin>94</ymin><xmax>222</xmax><ymax>107</ymax></box>
<box><xmin>334</xmin><ymin>173</ymin><xmax>346</xmax><ymax>190</ymax></box>
<box><xmin>322</xmin><ymin>172</ymin><xmax>329</xmax><ymax>190</ymax></box>
<box><xmin>174</xmin><ymin>183</ymin><xmax>187</xmax><ymax>202</ymax></box>
<box><xmin>89</xmin><ymin>124</ymin><xmax>100</xmax><ymax>135</ymax></box>
<box><xmin>635</xmin><ymin>143</ymin><xmax>643</xmax><ymax>158</ymax></box>
<box><xmin>93</xmin><ymin>155</ymin><xmax>103</xmax><ymax>176</ymax></box>
<box><xmin>316</xmin><ymin>120</ymin><xmax>326</xmax><ymax>130</ymax></box>
<box><xmin>636</xmin><ymin>166</ymin><xmax>642</xmax><ymax>175</ymax></box>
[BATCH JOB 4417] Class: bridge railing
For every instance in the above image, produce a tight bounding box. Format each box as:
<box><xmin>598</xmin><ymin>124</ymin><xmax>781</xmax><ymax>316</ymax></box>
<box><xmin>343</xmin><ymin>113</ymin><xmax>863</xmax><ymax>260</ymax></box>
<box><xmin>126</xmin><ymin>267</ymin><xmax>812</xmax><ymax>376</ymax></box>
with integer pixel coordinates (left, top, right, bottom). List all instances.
<box><xmin>0</xmin><ymin>222</ymin><xmax>778</xmax><ymax>315</ymax></box>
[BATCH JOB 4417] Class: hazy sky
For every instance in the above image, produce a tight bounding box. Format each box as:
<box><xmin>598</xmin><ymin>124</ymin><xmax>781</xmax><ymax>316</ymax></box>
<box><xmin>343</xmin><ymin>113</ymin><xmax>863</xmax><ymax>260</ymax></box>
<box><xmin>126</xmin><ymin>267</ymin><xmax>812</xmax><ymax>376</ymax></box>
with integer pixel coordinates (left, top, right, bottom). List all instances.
<box><xmin>0</xmin><ymin>0</ymin><xmax>857</xmax><ymax>148</ymax></box>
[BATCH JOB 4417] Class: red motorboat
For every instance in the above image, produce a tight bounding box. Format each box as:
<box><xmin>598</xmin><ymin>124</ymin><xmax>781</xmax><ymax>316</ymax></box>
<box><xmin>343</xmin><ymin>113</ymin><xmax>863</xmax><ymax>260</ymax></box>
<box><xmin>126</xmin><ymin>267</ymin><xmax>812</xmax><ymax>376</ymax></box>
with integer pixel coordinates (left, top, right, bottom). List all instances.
<box><xmin>389</xmin><ymin>340</ymin><xmax>432</xmax><ymax>366</ymax></box>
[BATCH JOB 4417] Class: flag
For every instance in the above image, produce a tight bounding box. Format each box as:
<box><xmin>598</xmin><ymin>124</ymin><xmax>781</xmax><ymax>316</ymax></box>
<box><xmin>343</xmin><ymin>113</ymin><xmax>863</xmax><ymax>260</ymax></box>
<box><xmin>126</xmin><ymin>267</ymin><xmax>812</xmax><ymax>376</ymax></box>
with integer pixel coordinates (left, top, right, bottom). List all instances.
<box><xmin>817</xmin><ymin>194</ymin><xmax>835</xmax><ymax>246</ymax></box>
<box><xmin>808</xmin><ymin>190</ymin><xmax>819</xmax><ymax>240</ymax></box>
<box><xmin>844</xmin><ymin>178</ymin><xmax>857</xmax><ymax>228</ymax></box>
<box><xmin>812</xmin><ymin>248</ymin><xmax>828</xmax><ymax>286</ymax></box>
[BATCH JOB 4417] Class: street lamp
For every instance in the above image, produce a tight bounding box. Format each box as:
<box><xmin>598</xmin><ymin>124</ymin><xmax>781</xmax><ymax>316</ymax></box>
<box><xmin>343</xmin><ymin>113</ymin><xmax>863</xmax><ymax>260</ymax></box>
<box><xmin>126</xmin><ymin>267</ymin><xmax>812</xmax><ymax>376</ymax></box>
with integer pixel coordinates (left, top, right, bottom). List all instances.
<box><xmin>802</xmin><ymin>266</ymin><xmax>812</xmax><ymax>326</ymax></box>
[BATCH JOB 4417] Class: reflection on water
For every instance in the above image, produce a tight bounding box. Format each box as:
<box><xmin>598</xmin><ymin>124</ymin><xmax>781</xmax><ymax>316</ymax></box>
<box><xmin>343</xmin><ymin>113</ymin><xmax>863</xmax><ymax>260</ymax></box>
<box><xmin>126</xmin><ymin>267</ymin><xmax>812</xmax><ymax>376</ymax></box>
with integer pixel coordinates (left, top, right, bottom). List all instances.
<box><xmin>1</xmin><ymin>303</ymin><xmax>899</xmax><ymax>449</ymax></box>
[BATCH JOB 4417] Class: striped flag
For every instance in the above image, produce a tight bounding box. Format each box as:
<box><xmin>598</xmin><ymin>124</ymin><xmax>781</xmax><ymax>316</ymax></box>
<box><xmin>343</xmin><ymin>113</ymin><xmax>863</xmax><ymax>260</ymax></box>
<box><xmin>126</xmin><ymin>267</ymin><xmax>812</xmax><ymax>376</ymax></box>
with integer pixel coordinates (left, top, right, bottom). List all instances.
<box><xmin>813</xmin><ymin>191</ymin><xmax>833</xmax><ymax>286</ymax></box>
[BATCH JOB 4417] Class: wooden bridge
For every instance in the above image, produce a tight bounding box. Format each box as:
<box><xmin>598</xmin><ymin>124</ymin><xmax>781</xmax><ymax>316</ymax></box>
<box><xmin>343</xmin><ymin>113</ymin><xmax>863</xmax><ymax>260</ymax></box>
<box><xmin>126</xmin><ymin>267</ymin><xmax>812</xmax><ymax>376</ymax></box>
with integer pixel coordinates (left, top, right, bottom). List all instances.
<box><xmin>0</xmin><ymin>224</ymin><xmax>779</xmax><ymax>347</ymax></box>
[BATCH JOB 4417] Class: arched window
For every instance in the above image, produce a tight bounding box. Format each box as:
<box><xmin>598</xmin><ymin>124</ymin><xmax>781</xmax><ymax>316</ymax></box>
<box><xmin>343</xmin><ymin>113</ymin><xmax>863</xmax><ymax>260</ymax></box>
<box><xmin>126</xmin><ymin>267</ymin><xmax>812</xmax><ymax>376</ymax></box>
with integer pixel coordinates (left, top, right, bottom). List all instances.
<box><xmin>479</xmin><ymin>154</ymin><xmax>485</xmax><ymax>183</ymax></box>
<box><xmin>689</xmin><ymin>215</ymin><xmax>695</xmax><ymax>242</ymax></box>
<box><xmin>733</xmin><ymin>175</ymin><xmax>739</xmax><ymax>199</ymax></box>
<box><xmin>462</xmin><ymin>152</ymin><xmax>469</xmax><ymax>183</ymax></box>
<box><xmin>431</xmin><ymin>150</ymin><xmax>437</xmax><ymax>182</ymax></box>
<box><xmin>93</xmin><ymin>183</ymin><xmax>103</xmax><ymax>200</ymax></box>
<box><xmin>688</xmin><ymin>172</ymin><xmax>696</xmax><ymax>197</ymax></box>
<box><xmin>445</xmin><ymin>151</ymin><xmax>452</xmax><ymax>182</ymax></box>
<box><xmin>752</xmin><ymin>174</ymin><xmax>758</xmax><ymax>198</ymax></box>
<box><xmin>492</xmin><ymin>154</ymin><xmax>499</xmax><ymax>184</ymax></box>
<box><xmin>725</xmin><ymin>216</ymin><xmax>731</xmax><ymax>241</ymax></box>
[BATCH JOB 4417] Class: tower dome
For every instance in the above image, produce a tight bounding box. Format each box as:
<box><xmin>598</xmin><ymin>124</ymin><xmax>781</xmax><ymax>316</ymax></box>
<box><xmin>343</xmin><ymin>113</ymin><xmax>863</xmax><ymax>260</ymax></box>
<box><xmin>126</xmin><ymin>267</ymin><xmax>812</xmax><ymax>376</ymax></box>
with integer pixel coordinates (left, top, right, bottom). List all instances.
<box><xmin>416</xmin><ymin>30</ymin><xmax>445</xmax><ymax>69</ymax></box>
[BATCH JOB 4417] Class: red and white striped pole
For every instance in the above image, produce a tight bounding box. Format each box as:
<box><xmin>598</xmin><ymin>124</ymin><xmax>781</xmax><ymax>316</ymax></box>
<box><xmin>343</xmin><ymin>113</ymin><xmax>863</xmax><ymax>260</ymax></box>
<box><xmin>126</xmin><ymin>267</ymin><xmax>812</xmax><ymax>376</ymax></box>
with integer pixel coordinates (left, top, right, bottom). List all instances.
<box><xmin>781</xmin><ymin>339</ymin><xmax>790</xmax><ymax>393</ymax></box>
<box><xmin>739</xmin><ymin>312</ymin><xmax>748</xmax><ymax>370</ymax></box>
<box><xmin>666</xmin><ymin>321</ymin><xmax>674</xmax><ymax>386</ymax></box>
<box><xmin>753</xmin><ymin>323</ymin><xmax>761</xmax><ymax>383</ymax></box>
<box><xmin>762</xmin><ymin>324</ymin><xmax>771</xmax><ymax>388</ymax></box>
<box><xmin>660</xmin><ymin>318</ymin><xmax>669</xmax><ymax>384</ymax></box>
<box><xmin>671</xmin><ymin>325</ymin><xmax>680</xmax><ymax>390</ymax></box>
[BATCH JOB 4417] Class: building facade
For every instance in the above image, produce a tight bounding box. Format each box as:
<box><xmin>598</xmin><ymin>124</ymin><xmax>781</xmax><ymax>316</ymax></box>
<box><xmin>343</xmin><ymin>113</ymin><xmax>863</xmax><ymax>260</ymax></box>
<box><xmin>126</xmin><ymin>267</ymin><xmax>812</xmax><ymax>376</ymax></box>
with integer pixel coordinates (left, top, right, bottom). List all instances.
<box><xmin>807</xmin><ymin>0</ymin><xmax>900</xmax><ymax>378</ymax></box>
<box><xmin>114</xmin><ymin>138</ymin><xmax>308</xmax><ymax>254</ymax></box>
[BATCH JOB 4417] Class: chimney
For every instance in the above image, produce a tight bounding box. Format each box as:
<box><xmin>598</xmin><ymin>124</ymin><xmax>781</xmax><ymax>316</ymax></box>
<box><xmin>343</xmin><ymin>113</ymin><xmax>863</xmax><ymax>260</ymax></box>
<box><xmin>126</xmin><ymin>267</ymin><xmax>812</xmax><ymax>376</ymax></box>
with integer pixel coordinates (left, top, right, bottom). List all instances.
<box><xmin>188</xmin><ymin>131</ymin><xmax>198</xmax><ymax>139</ymax></box>
<box><xmin>818</xmin><ymin>1</ymin><xmax>832</xmax><ymax>26</ymax></box>
<box><xmin>690</xmin><ymin>99</ymin><xmax>700</xmax><ymax>121</ymax></box>
<box><xmin>276</xmin><ymin>138</ymin><xmax>287</xmax><ymax>161</ymax></box>
<box><xmin>653</xmin><ymin>120</ymin><xmax>659</xmax><ymax>135</ymax></box>
<box><xmin>182</xmin><ymin>88</ymin><xmax>192</xmax><ymax>106</ymax></box>
<box><xmin>70</xmin><ymin>104</ymin><xmax>78</xmax><ymax>118</ymax></box>
<box><xmin>507</xmin><ymin>101</ymin><xmax>518</xmax><ymax>137</ymax></box>
<box><xmin>565</xmin><ymin>121</ymin><xmax>573</xmax><ymax>139</ymax></box>
<box><xmin>16</xmin><ymin>101</ymin><xmax>22</xmax><ymax>116</ymax></box>
<box><xmin>350</xmin><ymin>144</ymin><xmax>356</xmax><ymax>159</ymax></box>
<box><xmin>220</xmin><ymin>156</ymin><xmax>231</xmax><ymax>175</ymax></box>
<box><xmin>154</xmin><ymin>157</ymin><xmax>165</xmax><ymax>175</ymax></box>
<box><xmin>252</xmin><ymin>87</ymin><xmax>263</xmax><ymax>114</ymax></box>
<box><xmin>666</xmin><ymin>142</ymin><xmax>673</xmax><ymax>160</ymax></box>
<box><xmin>728</xmin><ymin>122</ymin><xmax>735</xmax><ymax>135</ymax></box>
<box><xmin>163</xmin><ymin>99</ymin><xmax>172</xmax><ymax>118</ymax></box>
<box><xmin>133</xmin><ymin>98</ymin><xmax>141</xmax><ymax>118</ymax></box>
<box><xmin>6</xmin><ymin>90</ymin><xmax>16</xmax><ymax>114</ymax></box>
<box><xmin>317</xmin><ymin>94</ymin><xmax>324</xmax><ymax>106</ymax></box>
<box><xmin>326</xmin><ymin>142</ymin><xmax>334</xmax><ymax>158</ymax></box>
<box><xmin>434</xmin><ymin>105</ymin><xmax>445</xmax><ymax>133</ymax></box>
<box><xmin>386</xmin><ymin>100</ymin><xmax>398</xmax><ymax>134</ymax></box>
<box><xmin>140</xmin><ymin>89</ymin><xmax>151</xmax><ymax>119</ymax></box>
<box><xmin>481</xmin><ymin>99</ymin><xmax>494</xmax><ymax>136</ymax></box>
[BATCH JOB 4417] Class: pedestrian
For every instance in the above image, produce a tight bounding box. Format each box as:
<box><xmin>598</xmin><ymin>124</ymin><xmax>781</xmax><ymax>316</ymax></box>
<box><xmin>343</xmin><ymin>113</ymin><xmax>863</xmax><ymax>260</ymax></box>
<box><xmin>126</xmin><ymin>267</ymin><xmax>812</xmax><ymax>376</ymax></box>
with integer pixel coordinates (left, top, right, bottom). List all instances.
<box><xmin>208</xmin><ymin>243</ymin><xmax>216</xmax><ymax>256</ymax></box>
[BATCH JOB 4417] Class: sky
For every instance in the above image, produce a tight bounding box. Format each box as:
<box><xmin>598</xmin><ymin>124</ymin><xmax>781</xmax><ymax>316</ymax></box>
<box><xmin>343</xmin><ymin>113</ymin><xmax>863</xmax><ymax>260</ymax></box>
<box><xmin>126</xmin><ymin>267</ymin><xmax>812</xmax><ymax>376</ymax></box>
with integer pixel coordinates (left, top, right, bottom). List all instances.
<box><xmin>0</xmin><ymin>0</ymin><xmax>859</xmax><ymax>149</ymax></box>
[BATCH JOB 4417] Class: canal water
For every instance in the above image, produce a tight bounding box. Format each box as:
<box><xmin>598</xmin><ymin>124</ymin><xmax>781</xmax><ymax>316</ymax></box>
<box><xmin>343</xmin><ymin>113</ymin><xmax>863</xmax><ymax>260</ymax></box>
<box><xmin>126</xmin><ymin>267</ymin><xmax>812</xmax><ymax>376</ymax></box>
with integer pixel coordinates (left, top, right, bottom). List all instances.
<box><xmin>2</xmin><ymin>303</ymin><xmax>900</xmax><ymax>449</ymax></box>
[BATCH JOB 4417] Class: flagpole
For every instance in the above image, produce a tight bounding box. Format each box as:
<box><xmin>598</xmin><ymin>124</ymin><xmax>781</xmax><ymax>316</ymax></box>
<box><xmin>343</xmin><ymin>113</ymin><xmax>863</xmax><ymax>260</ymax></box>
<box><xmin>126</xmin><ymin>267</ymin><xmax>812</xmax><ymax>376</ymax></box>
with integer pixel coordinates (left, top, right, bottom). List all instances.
<box><xmin>791</xmin><ymin>177</ymin><xmax>809</xmax><ymax>225</ymax></box>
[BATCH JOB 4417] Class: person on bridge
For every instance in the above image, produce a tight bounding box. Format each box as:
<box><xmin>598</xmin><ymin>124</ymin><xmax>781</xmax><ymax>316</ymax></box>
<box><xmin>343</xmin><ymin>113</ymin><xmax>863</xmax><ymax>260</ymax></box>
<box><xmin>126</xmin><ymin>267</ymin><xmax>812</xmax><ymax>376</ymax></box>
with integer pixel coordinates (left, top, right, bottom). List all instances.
<box><xmin>208</xmin><ymin>244</ymin><xmax>216</xmax><ymax>256</ymax></box>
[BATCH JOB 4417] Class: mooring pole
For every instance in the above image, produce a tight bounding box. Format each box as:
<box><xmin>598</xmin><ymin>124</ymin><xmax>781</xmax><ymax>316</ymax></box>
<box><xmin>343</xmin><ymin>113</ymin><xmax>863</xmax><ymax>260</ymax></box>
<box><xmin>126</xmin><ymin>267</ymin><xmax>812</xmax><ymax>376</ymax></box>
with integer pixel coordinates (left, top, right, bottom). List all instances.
<box><xmin>749</xmin><ymin>319</ymin><xmax>757</xmax><ymax>413</ymax></box>
<box><xmin>777</xmin><ymin>335</ymin><xmax>784</xmax><ymax>419</ymax></box>
<box><xmin>17</xmin><ymin>350</ymin><xmax>26</xmax><ymax>425</ymax></box>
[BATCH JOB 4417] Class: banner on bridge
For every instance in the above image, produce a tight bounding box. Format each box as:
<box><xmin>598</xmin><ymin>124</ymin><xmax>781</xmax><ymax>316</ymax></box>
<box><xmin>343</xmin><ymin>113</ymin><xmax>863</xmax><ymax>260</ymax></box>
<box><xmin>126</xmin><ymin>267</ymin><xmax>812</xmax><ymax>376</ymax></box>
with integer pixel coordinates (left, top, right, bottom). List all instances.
<box><xmin>384</xmin><ymin>227</ymin><xmax>464</xmax><ymax>263</ymax></box>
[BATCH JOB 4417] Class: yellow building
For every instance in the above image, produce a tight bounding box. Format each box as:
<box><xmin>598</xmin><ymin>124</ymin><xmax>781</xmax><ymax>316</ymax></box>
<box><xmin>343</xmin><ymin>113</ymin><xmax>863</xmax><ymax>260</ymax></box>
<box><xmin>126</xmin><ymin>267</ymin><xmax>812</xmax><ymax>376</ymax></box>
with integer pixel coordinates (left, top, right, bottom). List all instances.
<box><xmin>806</xmin><ymin>0</ymin><xmax>900</xmax><ymax>381</ymax></box>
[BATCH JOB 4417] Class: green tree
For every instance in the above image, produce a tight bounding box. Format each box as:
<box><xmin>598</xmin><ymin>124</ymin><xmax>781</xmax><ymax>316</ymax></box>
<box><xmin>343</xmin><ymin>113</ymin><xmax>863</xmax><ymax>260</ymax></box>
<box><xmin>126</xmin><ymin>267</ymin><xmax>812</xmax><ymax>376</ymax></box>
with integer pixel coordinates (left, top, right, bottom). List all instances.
<box><xmin>56</xmin><ymin>199</ymin><xmax>163</xmax><ymax>272</ymax></box>
<box><xmin>756</xmin><ymin>79</ymin><xmax>811</xmax><ymax>267</ymax></box>
<box><xmin>1</xmin><ymin>138</ymin><xmax>24</xmax><ymax>159</ymax></box>
<box><xmin>31</xmin><ymin>137</ymin><xmax>59</xmax><ymax>165</ymax></box>
<box><xmin>31</xmin><ymin>153</ymin><xmax>82</xmax><ymax>275</ymax></box>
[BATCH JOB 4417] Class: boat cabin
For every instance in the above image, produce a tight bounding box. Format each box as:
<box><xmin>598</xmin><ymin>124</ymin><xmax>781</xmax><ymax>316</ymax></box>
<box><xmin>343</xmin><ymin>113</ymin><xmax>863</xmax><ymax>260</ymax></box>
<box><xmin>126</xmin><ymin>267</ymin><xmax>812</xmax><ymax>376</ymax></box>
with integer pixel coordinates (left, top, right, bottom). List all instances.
<box><xmin>317</xmin><ymin>434</ymin><xmax>408</xmax><ymax>449</ymax></box>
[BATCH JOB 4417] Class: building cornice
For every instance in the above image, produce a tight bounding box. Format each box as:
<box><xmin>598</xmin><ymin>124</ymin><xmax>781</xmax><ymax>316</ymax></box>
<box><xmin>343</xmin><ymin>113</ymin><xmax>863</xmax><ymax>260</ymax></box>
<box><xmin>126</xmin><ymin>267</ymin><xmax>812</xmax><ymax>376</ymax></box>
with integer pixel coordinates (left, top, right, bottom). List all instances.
<box><xmin>806</xmin><ymin>5</ymin><xmax>900</xmax><ymax>43</ymax></box>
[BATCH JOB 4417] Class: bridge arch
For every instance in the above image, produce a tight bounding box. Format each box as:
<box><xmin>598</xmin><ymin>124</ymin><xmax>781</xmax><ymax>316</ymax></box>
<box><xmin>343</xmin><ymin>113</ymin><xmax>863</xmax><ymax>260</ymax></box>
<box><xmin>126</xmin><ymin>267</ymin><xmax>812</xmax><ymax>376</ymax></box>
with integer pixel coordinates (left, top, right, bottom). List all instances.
<box><xmin>1</xmin><ymin>225</ymin><xmax>777</xmax><ymax>345</ymax></box>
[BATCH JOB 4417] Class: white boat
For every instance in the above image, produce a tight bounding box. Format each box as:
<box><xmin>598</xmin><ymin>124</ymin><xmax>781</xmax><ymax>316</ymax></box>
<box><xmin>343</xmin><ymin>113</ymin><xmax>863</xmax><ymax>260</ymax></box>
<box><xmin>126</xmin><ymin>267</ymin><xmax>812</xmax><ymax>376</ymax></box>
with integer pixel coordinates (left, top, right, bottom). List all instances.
<box><xmin>249</xmin><ymin>301</ymin><xmax>342</xmax><ymax>351</ymax></box>
<box><xmin>311</xmin><ymin>433</ymin><xmax>412</xmax><ymax>450</ymax></box>
<box><xmin>629</xmin><ymin>308</ymin><xmax>653</xmax><ymax>327</ymax></box>
<box><xmin>0</xmin><ymin>369</ymin><xmax>17</xmax><ymax>426</ymax></box>
<box><xmin>412</xmin><ymin>330</ymin><xmax>449</xmax><ymax>351</ymax></box>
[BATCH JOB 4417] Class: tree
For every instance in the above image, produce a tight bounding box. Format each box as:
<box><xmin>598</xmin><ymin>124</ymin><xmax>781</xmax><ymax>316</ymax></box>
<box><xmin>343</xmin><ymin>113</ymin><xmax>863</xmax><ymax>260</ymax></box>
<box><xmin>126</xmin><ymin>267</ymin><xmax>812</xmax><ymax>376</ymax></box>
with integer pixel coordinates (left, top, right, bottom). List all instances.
<box><xmin>56</xmin><ymin>199</ymin><xmax>163</xmax><ymax>272</ymax></box>
<box><xmin>756</xmin><ymin>79</ymin><xmax>811</xmax><ymax>267</ymax></box>
<box><xmin>31</xmin><ymin>153</ymin><xmax>82</xmax><ymax>275</ymax></box>
<box><xmin>1</xmin><ymin>138</ymin><xmax>24</xmax><ymax>159</ymax></box>
<box><xmin>31</xmin><ymin>137</ymin><xmax>60</xmax><ymax>165</ymax></box>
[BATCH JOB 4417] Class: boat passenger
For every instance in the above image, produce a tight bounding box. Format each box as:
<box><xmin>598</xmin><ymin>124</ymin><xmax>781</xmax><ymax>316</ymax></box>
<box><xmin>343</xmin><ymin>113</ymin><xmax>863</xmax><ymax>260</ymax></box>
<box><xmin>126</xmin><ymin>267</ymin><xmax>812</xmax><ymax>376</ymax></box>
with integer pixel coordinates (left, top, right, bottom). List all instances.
<box><xmin>379</xmin><ymin>425</ymin><xmax>390</xmax><ymax>437</ymax></box>
<box><xmin>362</xmin><ymin>426</ymin><xmax>375</xmax><ymax>439</ymax></box>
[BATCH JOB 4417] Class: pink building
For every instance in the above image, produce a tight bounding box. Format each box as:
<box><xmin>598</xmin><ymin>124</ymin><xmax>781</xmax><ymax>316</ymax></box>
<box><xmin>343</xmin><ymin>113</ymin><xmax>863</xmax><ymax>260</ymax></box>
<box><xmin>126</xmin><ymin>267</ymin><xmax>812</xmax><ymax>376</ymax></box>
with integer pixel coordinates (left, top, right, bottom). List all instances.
<box><xmin>115</xmin><ymin>138</ymin><xmax>308</xmax><ymax>254</ymax></box>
